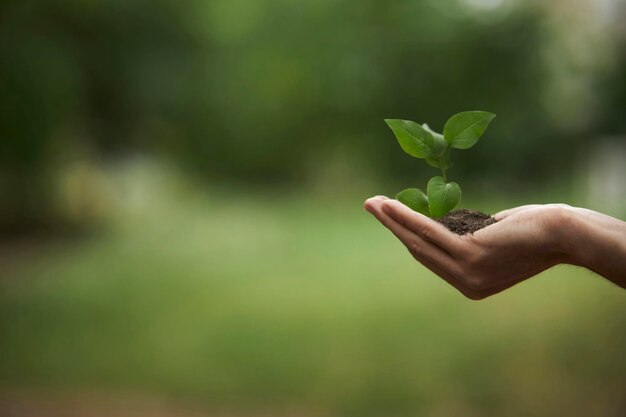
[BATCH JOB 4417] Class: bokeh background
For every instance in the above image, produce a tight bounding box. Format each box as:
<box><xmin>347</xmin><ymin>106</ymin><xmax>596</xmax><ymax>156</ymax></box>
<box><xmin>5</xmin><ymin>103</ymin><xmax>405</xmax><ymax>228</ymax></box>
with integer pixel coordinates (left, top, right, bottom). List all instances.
<box><xmin>1</xmin><ymin>0</ymin><xmax>625</xmax><ymax>416</ymax></box>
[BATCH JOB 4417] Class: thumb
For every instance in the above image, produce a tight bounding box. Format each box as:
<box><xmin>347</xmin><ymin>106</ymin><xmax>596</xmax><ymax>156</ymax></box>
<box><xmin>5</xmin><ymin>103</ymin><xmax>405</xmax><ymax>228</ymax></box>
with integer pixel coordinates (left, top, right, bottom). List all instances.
<box><xmin>495</xmin><ymin>204</ymin><xmax>541</xmax><ymax>221</ymax></box>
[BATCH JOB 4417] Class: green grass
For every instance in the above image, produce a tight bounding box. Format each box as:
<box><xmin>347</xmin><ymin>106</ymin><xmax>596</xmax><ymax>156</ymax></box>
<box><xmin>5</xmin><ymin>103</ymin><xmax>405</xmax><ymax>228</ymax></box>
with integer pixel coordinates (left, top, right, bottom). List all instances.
<box><xmin>1</xmin><ymin>191</ymin><xmax>624</xmax><ymax>417</ymax></box>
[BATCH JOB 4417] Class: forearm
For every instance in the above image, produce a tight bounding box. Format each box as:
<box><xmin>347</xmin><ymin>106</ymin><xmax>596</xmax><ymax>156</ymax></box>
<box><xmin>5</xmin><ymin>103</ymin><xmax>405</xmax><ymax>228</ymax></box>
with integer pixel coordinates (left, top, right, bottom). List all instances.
<box><xmin>561</xmin><ymin>207</ymin><xmax>626</xmax><ymax>287</ymax></box>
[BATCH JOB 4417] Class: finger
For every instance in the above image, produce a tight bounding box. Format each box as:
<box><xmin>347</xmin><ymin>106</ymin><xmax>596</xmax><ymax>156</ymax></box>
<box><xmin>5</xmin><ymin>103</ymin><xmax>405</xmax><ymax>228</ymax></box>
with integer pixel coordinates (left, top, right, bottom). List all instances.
<box><xmin>381</xmin><ymin>199</ymin><xmax>465</xmax><ymax>256</ymax></box>
<box><xmin>363</xmin><ymin>195</ymin><xmax>390</xmax><ymax>213</ymax></box>
<box><xmin>366</xmin><ymin>198</ymin><xmax>463</xmax><ymax>280</ymax></box>
<box><xmin>366</xmin><ymin>198</ymin><xmax>504</xmax><ymax>300</ymax></box>
<box><xmin>366</xmin><ymin>197</ymin><xmax>427</xmax><ymax>247</ymax></box>
<box><xmin>495</xmin><ymin>204</ymin><xmax>541</xmax><ymax>220</ymax></box>
<box><xmin>412</xmin><ymin>251</ymin><xmax>486</xmax><ymax>299</ymax></box>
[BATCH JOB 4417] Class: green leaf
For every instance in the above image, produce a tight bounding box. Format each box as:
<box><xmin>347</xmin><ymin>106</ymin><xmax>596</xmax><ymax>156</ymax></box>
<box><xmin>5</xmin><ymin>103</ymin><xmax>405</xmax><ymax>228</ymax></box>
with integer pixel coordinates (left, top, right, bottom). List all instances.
<box><xmin>425</xmin><ymin>152</ymin><xmax>452</xmax><ymax>170</ymax></box>
<box><xmin>443</xmin><ymin>111</ymin><xmax>495</xmax><ymax>150</ymax></box>
<box><xmin>425</xmin><ymin>156</ymin><xmax>441</xmax><ymax>169</ymax></box>
<box><xmin>385</xmin><ymin>119</ymin><xmax>435</xmax><ymax>158</ymax></box>
<box><xmin>427</xmin><ymin>176</ymin><xmax>461</xmax><ymax>218</ymax></box>
<box><xmin>421</xmin><ymin>123</ymin><xmax>447</xmax><ymax>156</ymax></box>
<box><xmin>396</xmin><ymin>188</ymin><xmax>430</xmax><ymax>217</ymax></box>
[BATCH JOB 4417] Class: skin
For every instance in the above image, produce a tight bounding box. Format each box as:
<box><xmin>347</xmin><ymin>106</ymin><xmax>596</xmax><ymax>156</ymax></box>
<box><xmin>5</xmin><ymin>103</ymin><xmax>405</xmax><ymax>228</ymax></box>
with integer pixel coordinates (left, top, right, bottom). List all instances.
<box><xmin>364</xmin><ymin>196</ymin><xmax>626</xmax><ymax>300</ymax></box>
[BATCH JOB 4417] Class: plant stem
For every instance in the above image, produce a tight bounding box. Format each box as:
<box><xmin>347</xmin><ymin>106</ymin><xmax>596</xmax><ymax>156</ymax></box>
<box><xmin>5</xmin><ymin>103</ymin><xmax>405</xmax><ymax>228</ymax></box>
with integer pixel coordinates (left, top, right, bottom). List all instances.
<box><xmin>440</xmin><ymin>158</ymin><xmax>447</xmax><ymax>182</ymax></box>
<box><xmin>439</xmin><ymin>148</ymin><xmax>450</xmax><ymax>182</ymax></box>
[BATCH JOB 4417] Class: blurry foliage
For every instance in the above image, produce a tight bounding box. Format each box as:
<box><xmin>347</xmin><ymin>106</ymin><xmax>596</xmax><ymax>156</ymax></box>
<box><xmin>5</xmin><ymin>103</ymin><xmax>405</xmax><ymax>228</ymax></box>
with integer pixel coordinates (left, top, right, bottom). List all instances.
<box><xmin>1</xmin><ymin>192</ymin><xmax>624</xmax><ymax>416</ymax></box>
<box><xmin>1</xmin><ymin>0</ymin><xmax>625</xmax><ymax>231</ymax></box>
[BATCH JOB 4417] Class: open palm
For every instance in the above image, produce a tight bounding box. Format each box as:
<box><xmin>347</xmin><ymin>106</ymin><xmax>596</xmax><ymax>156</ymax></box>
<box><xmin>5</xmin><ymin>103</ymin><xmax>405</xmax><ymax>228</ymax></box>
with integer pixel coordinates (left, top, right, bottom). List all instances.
<box><xmin>364</xmin><ymin>197</ymin><xmax>574</xmax><ymax>299</ymax></box>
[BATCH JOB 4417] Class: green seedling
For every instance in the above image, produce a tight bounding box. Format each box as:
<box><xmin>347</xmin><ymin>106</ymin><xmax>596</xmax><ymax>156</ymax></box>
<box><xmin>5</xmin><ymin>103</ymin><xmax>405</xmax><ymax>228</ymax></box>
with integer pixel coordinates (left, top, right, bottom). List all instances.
<box><xmin>385</xmin><ymin>111</ymin><xmax>495</xmax><ymax>218</ymax></box>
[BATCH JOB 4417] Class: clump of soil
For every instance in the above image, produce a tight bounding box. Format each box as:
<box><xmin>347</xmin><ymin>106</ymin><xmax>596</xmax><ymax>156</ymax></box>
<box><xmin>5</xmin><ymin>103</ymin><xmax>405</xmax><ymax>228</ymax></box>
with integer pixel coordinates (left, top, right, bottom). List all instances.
<box><xmin>437</xmin><ymin>209</ymin><xmax>497</xmax><ymax>235</ymax></box>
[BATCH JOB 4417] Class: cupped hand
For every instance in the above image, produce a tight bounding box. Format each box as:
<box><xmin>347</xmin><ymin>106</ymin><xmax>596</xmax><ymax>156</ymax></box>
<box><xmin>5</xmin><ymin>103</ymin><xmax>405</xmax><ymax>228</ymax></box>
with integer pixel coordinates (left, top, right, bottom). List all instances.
<box><xmin>364</xmin><ymin>197</ymin><xmax>574</xmax><ymax>299</ymax></box>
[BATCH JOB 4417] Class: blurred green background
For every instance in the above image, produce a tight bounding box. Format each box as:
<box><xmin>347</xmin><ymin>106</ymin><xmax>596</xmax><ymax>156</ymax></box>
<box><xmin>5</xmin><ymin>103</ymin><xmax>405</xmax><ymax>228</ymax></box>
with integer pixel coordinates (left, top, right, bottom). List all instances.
<box><xmin>1</xmin><ymin>0</ymin><xmax>625</xmax><ymax>416</ymax></box>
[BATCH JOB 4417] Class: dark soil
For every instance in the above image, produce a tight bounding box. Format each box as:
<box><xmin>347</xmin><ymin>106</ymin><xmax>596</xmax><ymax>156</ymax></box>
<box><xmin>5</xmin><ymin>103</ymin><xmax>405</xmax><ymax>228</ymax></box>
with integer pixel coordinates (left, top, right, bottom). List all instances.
<box><xmin>437</xmin><ymin>209</ymin><xmax>497</xmax><ymax>235</ymax></box>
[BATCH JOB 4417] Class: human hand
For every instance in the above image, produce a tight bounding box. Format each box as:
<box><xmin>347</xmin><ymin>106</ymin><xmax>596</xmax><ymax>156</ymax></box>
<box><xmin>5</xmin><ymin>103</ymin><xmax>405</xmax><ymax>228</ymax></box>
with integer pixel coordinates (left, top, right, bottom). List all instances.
<box><xmin>363</xmin><ymin>197</ymin><xmax>624</xmax><ymax>299</ymax></box>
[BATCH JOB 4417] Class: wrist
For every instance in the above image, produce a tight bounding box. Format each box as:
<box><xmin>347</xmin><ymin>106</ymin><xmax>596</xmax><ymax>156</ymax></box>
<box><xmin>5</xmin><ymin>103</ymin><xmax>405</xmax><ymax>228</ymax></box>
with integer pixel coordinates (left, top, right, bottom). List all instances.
<box><xmin>550</xmin><ymin>205</ymin><xmax>585</xmax><ymax>266</ymax></box>
<box><xmin>537</xmin><ymin>204</ymin><xmax>626</xmax><ymax>283</ymax></box>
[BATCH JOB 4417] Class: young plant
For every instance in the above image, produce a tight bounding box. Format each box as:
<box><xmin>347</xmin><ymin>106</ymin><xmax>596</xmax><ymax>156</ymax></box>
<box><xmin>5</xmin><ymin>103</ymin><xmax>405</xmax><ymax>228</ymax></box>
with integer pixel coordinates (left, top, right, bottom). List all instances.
<box><xmin>385</xmin><ymin>111</ymin><xmax>495</xmax><ymax>218</ymax></box>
